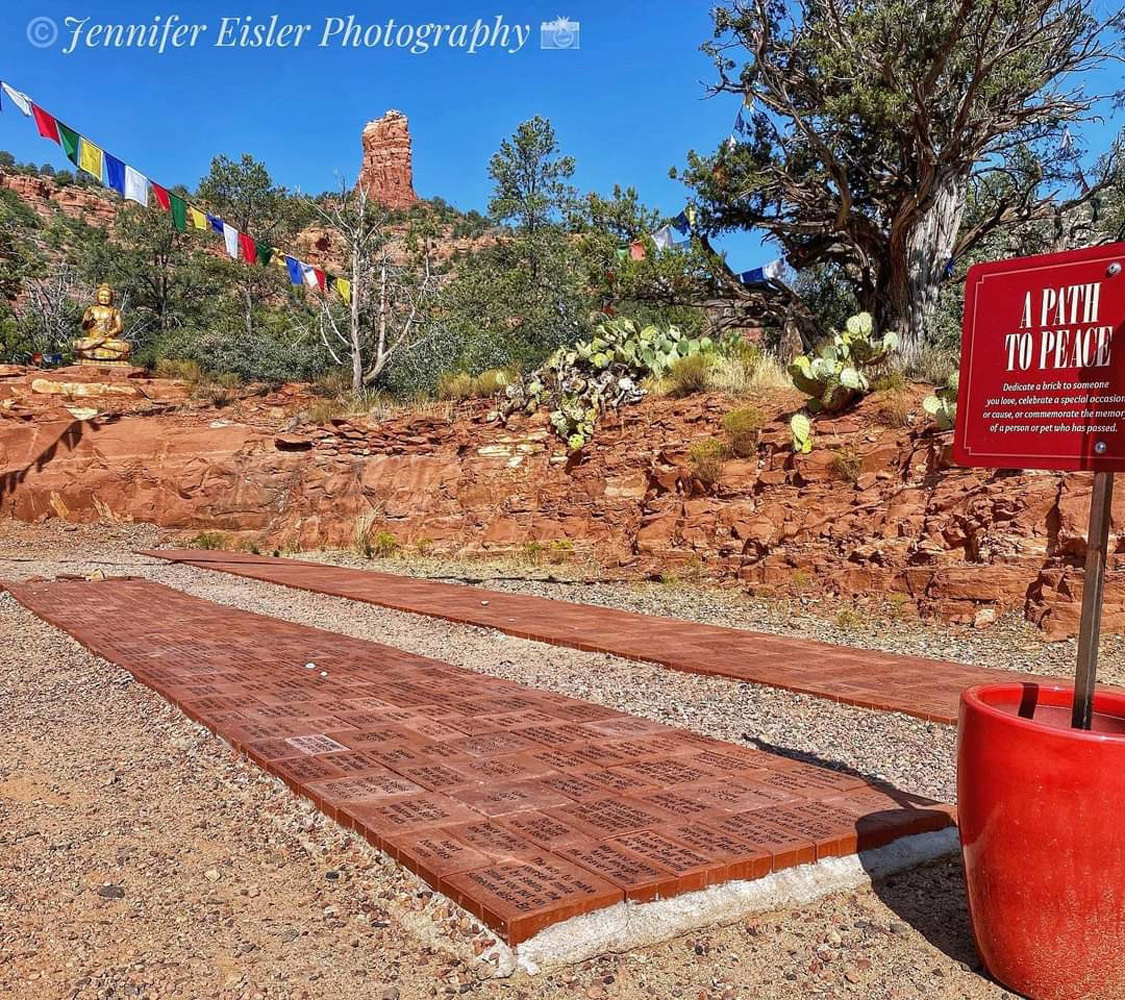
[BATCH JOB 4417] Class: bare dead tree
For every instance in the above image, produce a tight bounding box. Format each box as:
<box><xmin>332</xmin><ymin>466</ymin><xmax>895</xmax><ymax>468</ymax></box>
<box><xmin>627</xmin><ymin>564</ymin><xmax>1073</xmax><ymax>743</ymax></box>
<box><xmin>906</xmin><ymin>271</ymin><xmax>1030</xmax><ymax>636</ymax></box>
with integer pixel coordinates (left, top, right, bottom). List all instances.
<box><xmin>309</xmin><ymin>183</ymin><xmax>443</xmax><ymax>396</ymax></box>
<box><xmin>16</xmin><ymin>265</ymin><xmax>92</xmax><ymax>356</ymax></box>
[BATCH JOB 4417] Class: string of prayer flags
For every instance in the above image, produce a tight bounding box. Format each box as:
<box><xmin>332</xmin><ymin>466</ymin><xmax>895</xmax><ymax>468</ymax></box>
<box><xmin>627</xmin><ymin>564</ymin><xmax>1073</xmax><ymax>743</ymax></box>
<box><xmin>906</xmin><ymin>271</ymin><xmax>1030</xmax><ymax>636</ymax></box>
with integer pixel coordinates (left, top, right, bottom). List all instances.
<box><xmin>104</xmin><ymin>153</ymin><xmax>126</xmax><ymax>198</ymax></box>
<box><xmin>238</xmin><ymin>232</ymin><xmax>257</xmax><ymax>265</ymax></box>
<box><xmin>124</xmin><ymin>166</ymin><xmax>147</xmax><ymax>206</ymax></box>
<box><xmin>2</xmin><ymin>83</ymin><xmax>32</xmax><ymax>117</ymax></box>
<box><xmin>222</xmin><ymin>222</ymin><xmax>240</xmax><ymax>260</ymax></box>
<box><xmin>5</xmin><ymin>81</ymin><xmax>351</xmax><ymax>300</ymax></box>
<box><xmin>31</xmin><ymin>105</ymin><xmax>59</xmax><ymax>142</ymax></box>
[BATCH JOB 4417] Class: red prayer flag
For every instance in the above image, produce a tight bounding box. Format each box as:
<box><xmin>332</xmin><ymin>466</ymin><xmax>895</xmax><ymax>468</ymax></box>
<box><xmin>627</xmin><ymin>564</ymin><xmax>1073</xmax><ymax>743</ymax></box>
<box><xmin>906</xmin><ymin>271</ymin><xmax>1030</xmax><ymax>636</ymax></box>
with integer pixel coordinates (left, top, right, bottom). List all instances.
<box><xmin>238</xmin><ymin>233</ymin><xmax>258</xmax><ymax>265</ymax></box>
<box><xmin>314</xmin><ymin>267</ymin><xmax>327</xmax><ymax>292</ymax></box>
<box><xmin>31</xmin><ymin>104</ymin><xmax>60</xmax><ymax>143</ymax></box>
<box><xmin>629</xmin><ymin>242</ymin><xmax>646</xmax><ymax>261</ymax></box>
<box><xmin>150</xmin><ymin>182</ymin><xmax>171</xmax><ymax>211</ymax></box>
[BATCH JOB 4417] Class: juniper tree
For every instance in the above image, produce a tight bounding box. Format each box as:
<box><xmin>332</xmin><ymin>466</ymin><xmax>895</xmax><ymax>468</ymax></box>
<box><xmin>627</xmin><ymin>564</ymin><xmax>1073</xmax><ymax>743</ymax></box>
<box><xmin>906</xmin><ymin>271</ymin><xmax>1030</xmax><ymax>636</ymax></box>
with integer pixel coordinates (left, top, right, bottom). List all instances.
<box><xmin>684</xmin><ymin>0</ymin><xmax>1122</xmax><ymax>364</ymax></box>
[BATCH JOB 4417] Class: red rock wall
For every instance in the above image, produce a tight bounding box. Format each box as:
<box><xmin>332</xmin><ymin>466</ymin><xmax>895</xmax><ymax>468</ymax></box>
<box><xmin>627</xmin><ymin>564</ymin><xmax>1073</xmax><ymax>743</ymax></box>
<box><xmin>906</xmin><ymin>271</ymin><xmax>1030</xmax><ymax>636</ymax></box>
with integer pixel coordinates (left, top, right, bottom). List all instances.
<box><xmin>1</xmin><ymin>368</ymin><xmax>1121</xmax><ymax>639</ymax></box>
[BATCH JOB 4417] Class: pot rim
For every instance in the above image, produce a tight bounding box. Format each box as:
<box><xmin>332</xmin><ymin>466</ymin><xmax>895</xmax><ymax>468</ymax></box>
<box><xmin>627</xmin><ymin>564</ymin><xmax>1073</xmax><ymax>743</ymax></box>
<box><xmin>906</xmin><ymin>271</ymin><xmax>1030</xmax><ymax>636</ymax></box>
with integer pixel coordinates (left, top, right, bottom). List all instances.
<box><xmin>962</xmin><ymin>682</ymin><xmax>1125</xmax><ymax>743</ymax></box>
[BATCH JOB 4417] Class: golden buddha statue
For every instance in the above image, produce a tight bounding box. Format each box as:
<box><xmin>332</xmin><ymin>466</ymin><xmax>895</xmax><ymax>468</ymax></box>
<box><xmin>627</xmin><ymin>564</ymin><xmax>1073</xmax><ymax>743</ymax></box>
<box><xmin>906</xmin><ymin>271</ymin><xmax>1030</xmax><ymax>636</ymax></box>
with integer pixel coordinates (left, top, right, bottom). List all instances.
<box><xmin>74</xmin><ymin>283</ymin><xmax>130</xmax><ymax>367</ymax></box>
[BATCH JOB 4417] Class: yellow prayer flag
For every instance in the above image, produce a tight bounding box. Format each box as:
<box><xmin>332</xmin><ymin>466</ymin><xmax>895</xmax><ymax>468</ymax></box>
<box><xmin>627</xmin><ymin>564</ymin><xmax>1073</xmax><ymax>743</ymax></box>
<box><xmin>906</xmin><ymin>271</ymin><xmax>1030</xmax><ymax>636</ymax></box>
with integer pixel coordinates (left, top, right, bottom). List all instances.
<box><xmin>336</xmin><ymin>278</ymin><xmax>352</xmax><ymax>304</ymax></box>
<box><xmin>78</xmin><ymin>138</ymin><xmax>104</xmax><ymax>182</ymax></box>
<box><xmin>188</xmin><ymin>207</ymin><xmax>208</xmax><ymax>231</ymax></box>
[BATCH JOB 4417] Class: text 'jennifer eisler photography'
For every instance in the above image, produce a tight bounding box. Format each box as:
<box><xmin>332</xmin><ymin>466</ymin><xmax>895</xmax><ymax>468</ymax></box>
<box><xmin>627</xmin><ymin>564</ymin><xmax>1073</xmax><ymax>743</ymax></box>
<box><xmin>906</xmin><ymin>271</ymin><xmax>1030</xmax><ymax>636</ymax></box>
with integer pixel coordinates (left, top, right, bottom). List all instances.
<box><xmin>33</xmin><ymin>14</ymin><xmax>584</xmax><ymax>56</ymax></box>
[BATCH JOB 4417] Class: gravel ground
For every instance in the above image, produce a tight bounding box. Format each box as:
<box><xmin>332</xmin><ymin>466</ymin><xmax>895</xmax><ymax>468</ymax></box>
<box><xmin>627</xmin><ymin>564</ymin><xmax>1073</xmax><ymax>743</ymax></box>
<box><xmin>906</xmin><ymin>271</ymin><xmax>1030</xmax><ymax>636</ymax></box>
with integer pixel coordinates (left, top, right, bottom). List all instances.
<box><xmin>0</xmin><ymin>522</ymin><xmax>1017</xmax><ymax>998</ymax></box>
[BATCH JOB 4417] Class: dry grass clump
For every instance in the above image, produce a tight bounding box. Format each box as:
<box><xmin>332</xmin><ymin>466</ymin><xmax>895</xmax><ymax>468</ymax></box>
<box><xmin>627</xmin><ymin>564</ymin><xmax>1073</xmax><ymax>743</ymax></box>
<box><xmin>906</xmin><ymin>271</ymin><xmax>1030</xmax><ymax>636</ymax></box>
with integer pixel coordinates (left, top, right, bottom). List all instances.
<box><xmin>666</xmin><ymin>354</ymin><xmax>716</xmax><ymax>397</ymax></box>
<box><xmin>689</xmin><ymin>437</ymin><xmax>729</xmax><ymax>488</ymax></box>
<box><xmin>830</xmin><ymin>445</ymin><xmax>864</xmax><ymax>483</ymax></box>
<box><xmin>722</xmin><ymin>406</ymin><xmax>766</xmax><ymax>457</ymax></box>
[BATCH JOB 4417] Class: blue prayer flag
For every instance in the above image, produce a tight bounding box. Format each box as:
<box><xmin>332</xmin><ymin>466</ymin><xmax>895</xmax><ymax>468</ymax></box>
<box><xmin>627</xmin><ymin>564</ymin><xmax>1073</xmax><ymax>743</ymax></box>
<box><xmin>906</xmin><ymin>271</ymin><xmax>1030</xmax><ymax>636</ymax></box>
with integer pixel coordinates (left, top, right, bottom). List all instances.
<box><xmin>104</xmin><ymin>153</ymin><xmax>126</xmax><ymax>197</ymax></box>
<box><xmin>207</xmin><ymin>214</ymin><xmax>224</xmax><ymax>234</ymax></box>
<box><xmin>672</xmin><ymin>212</ymin><xmax>691</xmax><ymax>237</ymax></box>
<box><xmin>285</xmin><ymin>256</ymin><xmax>303</xmax><ymax>285</ymax></box>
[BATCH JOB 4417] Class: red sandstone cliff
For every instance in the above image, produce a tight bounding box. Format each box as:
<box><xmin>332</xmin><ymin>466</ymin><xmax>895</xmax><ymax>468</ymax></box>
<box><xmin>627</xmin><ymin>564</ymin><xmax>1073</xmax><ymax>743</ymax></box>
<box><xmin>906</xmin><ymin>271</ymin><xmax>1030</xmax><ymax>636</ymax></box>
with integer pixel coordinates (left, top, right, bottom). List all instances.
<box><xmin>358</xmin><ymin>110</ymin><xmax>418</xmax><ymax>210</ymax></box>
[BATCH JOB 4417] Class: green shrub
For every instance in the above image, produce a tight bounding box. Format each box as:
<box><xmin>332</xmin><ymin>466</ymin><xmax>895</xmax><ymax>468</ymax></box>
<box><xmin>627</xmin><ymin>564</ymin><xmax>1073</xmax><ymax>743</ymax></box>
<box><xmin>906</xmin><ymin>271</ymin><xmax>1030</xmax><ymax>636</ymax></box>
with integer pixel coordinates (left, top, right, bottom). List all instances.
<box><xmin>370</xmin><ymin>531</ymin><xmax>399</xmax><ymax>558</ymax></box>
<box><xmin>689</xmin><ymin>437</ymin><xmax>729</xmax><ymax>488</ymax></box>
<box><xmin>189</xmin><ymin>531</ymin><xmax>232</xmax><ymax>550</ymax></box>
<box><xmin>666</xmin><ymin>353</ymin><xmax>715</xmax><ymax>397</ymax></box>
<box><xmin>520</xmin><ymin>540</ymin><xmax>546</xmax><ymax>566</ymax></box>
<box><xmin>547</xmin><ymin>539</ymin><xmax>574</xmax><ymax>565</ymax></box>
<box><xmin>722</xmin><ymin>406</ymin><xmax>765</xmax><ymax>457</ymax></box>
<box><xmin>155</xmin><ymin>358</ymin><xmax>203</xmax><ymax>384</ymax></box>
<box><xmin>474</xmin><ymin>368</ymin><xmax>514</xmax><ymax>395</ymax></box>
<box><xmin>414</xmin><ymin>537</ymin><xmax>434</xmax><ymax>556</ymax></box>
<box><xmin>436</xmin><ymin>371</ymin><xmax>475</xmax><ymax>401</ymax></box>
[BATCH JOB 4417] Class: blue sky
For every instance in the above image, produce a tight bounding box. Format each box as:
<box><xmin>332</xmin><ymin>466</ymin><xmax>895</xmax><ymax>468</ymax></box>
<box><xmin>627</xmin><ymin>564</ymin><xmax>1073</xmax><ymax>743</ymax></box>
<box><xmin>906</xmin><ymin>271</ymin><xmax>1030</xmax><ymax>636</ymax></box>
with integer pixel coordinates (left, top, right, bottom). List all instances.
<box><xmin>0</xmin><ymin>1</ymin><xmax>1121</xmax><ymax>271</ymax></box>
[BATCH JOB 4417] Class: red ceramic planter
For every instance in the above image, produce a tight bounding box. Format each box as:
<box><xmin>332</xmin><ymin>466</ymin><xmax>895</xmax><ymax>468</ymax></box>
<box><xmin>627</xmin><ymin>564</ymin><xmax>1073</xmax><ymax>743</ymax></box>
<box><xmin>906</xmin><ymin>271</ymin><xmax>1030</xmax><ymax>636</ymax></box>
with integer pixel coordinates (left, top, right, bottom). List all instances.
<box><xmin>958</xmin><ymin>683</ymin><xmax>1125</xmax><ymax>999</ymax></box>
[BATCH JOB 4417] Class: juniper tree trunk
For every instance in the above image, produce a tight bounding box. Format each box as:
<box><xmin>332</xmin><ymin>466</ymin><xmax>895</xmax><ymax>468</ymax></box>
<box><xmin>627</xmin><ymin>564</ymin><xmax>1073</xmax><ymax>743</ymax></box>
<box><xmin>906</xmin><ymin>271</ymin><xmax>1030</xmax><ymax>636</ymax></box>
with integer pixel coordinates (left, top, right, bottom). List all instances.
<box><xmin>881</xmin><ymin>172</ymin><xmax>968</xmax><ymax>368</ymax></box>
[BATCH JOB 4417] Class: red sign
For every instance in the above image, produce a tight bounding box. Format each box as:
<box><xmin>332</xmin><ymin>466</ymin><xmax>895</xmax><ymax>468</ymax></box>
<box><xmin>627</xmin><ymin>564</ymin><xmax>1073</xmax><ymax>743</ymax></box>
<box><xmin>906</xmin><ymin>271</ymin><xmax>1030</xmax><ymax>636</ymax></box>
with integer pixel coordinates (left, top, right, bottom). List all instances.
<box><xmin>955</xmin><ymin>242</ymin><xmax>1125</xmax><ymax>471</ymax></box>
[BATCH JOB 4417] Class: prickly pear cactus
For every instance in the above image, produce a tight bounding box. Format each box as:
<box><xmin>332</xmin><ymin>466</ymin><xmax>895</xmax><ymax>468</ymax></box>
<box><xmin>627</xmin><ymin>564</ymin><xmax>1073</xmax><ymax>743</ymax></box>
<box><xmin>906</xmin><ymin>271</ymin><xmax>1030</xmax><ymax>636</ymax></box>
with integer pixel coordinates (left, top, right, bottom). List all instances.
<box><xmin>788</xmin><ymin>312</ymin><xmax>899</xmax><ymax>414</ymax></box>
<box><xmin>923</xmin><ymin>371</ymin><xmax>959</xmax><ymax>430</ymax></box>
<box><xmin>789</xmin><ymin>412</ymin><xmax>812</xmax><ymax>454</ymax></box>
<box><xmin>503</xmin><ymin>319</ymin><xmax>716</xmax><ymax>451</ymax></box>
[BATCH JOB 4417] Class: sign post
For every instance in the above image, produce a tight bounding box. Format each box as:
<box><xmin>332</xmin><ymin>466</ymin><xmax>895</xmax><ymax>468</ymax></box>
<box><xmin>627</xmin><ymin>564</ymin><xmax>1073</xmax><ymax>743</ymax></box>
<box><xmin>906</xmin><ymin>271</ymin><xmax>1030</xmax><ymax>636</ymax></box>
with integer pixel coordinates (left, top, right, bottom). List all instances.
<box><xmin>956</xmin><ymin>243</ymin><xmax>1125</xmax><ymax>729</ymax></box>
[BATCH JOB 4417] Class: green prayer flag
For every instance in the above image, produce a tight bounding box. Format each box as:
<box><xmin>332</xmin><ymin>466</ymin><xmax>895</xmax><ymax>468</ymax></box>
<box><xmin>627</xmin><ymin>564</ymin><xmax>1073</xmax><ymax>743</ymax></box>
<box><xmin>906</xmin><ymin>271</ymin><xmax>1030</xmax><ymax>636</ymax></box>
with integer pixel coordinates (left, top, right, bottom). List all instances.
<box><xmin>57</xmin><ymin>122</ymin><xmax>80</xmax><ymax>164</ymax></box>
<box><xmin>258</xmin><ymin>245</ymin><xmax>273</xmax><ymax>267</ymax></box>
<box><xmin>169</xmin><ymin>194</ymin><xmax>188</xmax><ymax>233</ymax></box>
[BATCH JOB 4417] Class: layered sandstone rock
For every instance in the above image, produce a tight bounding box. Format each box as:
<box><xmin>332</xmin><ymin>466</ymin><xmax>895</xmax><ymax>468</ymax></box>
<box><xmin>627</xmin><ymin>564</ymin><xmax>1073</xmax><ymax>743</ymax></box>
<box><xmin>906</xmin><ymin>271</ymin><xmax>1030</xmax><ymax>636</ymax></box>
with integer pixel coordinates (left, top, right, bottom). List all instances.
<box><xmin>1</xmin><ymin>368</ymin><xmax>1122</xmax><ymax>639</ymax></box>
<box><xmin>0</xmin><ymin>171</ymin><xmax>118</xmax><ymax>228</ymax></box>
<box><xmin>358</xmin><ymin>110</ymin><xmax>418</xmax><ymax>209</ymax></box>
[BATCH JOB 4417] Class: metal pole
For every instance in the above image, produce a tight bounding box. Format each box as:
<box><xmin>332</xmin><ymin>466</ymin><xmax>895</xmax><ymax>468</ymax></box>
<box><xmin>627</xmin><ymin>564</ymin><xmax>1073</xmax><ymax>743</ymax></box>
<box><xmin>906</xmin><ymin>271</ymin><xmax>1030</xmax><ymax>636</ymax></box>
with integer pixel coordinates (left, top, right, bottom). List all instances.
<box><xmin>1072</xmin><ymin>470</ymin><xmax>1115</xmax><ymax>730</ymax></box>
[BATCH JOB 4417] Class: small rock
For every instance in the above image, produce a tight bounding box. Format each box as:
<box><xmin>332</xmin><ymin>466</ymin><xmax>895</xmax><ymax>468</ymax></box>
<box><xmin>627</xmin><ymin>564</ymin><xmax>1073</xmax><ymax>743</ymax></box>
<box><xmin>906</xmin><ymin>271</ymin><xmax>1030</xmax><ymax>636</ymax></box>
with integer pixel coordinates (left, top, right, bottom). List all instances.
<box><xmin>280</xmin><ymin>928</ymin><xmax>300</xmax><ymax>943</ymax></box>
<box><xmin>204</xmin><ymin>868</ymin><xmax>222</xmax><ymax>882</ymax></box>
<box><xmin>381</xmin><ymin>988</ymin><xmax>400</xmax><ymax>1000</ymax></box>
<box><xmin>96</xmin><ymin>884</ymin><xmax>125</xmax><ymax>899</ymax></box>
<box><xmin>889</xmin><ymin>921</ymin><xmax>910</xmax><ymax>935</ymax></box>
<box><xmin>974</xmin><ymin>607</ymin><xmax>997</xmax><ymax>628</ymax></box>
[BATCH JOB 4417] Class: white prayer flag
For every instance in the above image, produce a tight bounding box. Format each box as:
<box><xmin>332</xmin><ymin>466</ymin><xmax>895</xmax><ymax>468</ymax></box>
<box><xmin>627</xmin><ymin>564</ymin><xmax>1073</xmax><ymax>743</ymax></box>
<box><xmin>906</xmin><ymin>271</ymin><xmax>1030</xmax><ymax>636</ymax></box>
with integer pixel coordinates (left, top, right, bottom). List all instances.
<box><xmin>1</xmin><ymin>83</ymin><xmax>32</xmax><ymax>117</ymax></box>
<box><xmin>651</xmin><ymin>225</ymin><xmax>676</xmax><ymax>251</ymax></box>
<box><xmin>223</xmin><ymin>222</ymin><xmax>240</xmax><ymax>259</ymax></box>
<box><xmin>124</xmin><ymin>166</ymin><xmax>148</xmax><ymax>206</ymax></box>
<box><xmin>301</xmin><ymin>262</ymin><xmax>318</xmax><ymax>288</ymax></box>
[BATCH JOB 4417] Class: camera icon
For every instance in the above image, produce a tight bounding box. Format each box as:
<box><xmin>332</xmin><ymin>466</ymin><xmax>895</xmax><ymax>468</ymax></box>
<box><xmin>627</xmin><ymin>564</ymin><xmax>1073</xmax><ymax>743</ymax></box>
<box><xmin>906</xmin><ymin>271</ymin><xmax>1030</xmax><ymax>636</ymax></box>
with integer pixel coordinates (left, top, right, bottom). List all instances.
<box><xmin>541</xmin><ymin>16</ymin><xmax>580</xmax><ymax>50</ymax></box>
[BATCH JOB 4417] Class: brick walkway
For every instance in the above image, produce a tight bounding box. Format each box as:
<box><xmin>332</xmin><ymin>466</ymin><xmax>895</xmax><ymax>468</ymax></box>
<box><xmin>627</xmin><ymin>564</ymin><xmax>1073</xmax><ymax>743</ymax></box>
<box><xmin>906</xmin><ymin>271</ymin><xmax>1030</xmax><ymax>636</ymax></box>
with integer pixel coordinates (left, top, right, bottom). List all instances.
<box><xmin>7</xmin><ymin>578</ymin><xmax>953</xmax><ymax>946</ymax></box>
<box><xmin>145</xmin><ymin>550</ymin><xmax>1052</xmax><ymax>724</ymax></box>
